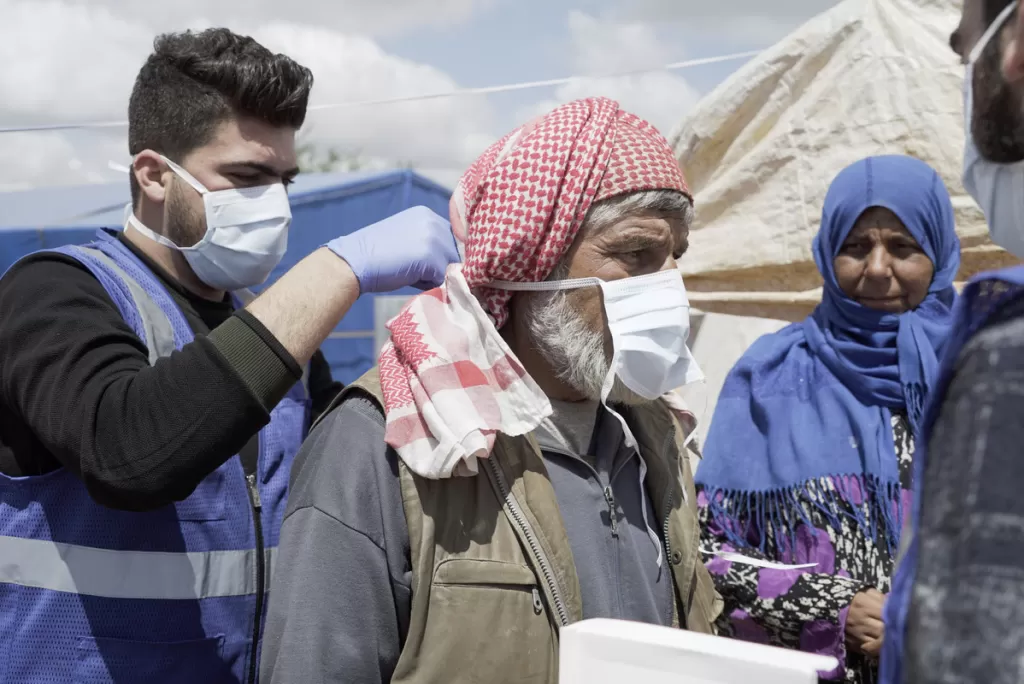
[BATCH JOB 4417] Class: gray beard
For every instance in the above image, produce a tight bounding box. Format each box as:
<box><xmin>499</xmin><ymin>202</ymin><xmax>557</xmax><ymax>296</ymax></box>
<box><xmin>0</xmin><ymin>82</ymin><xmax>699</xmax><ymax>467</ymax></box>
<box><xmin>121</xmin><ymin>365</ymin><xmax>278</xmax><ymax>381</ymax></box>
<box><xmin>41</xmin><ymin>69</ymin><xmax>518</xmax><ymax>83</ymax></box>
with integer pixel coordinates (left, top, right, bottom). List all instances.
<box><xmin>520</xmin><ymin>287</ymin><xmax>649</xmax><ymax>406</ymax></box>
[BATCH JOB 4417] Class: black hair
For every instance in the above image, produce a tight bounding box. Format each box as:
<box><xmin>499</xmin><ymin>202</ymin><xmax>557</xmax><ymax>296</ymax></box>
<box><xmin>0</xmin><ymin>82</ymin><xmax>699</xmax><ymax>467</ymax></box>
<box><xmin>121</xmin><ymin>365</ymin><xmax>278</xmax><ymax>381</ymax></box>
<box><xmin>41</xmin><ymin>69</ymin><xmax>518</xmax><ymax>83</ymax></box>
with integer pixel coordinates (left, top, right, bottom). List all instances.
<box><xmin>128</xmin><ymin>28</ymin><xmax>314</xmax><ymax>205</ymax></box>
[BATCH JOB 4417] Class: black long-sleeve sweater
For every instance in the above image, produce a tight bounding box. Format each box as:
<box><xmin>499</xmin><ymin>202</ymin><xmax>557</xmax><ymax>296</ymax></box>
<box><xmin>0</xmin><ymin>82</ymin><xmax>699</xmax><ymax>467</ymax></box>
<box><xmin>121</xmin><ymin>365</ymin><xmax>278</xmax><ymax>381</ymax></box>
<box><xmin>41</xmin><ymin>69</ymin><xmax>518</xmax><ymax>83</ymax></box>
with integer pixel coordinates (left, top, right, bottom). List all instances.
<box><xmin>0</xmin><ymin>231</ymin><xmax>341</xmax><ymax>510</ymax></box>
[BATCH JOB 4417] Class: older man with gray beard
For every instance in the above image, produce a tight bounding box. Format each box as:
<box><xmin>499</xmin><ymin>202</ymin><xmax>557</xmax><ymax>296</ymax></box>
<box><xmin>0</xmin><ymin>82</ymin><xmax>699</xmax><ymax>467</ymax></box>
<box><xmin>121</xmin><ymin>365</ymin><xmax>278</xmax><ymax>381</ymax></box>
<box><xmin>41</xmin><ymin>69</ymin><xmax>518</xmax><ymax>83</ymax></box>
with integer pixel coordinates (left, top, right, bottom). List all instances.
<box><xmin>260</xmin><ymin>97</ymin><xmax>721</xmax><ymax>684</ymax></box>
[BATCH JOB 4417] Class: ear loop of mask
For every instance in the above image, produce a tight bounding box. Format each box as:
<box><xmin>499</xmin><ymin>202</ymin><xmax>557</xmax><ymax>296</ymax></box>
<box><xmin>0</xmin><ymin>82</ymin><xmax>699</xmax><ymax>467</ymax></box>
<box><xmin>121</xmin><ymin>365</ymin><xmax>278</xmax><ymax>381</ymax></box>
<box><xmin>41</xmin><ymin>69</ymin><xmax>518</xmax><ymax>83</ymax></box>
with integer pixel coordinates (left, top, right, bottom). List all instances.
<box><xmin>158</xmin><ymin>155</ymin><xmax>210</xmax><ymax>196</ymax></box>
<box><xmin>121</xmin><ymin>202</ymin><xmax>177</xmax><ymax>250</ymax></box>
<box><xmin>970</xmin><ymin>1</ymin><xmax>1017</xmax><ymax>65</ymax></box>
<box><xmin>489</xmin><ymin>277</ymin><xmax>599</xmax><ymax>292</ymax></box>
<box><xmin>489</xmin><ymin>269</ymin><xmax>684</xmax><ymax>293</ymax></box>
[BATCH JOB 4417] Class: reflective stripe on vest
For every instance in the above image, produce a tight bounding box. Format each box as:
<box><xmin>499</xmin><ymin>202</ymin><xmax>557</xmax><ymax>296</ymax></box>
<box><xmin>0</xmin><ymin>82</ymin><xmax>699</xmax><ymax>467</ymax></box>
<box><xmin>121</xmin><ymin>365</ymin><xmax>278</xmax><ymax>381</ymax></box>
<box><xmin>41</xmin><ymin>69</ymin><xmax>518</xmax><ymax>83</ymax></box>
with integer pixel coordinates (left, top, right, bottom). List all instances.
<box><xmin>0</xmin><ymin>536</ymin><xmax>277</xmax><ymax>600</ymax></box>
<box><xmin>68</xmin><ymin>245</ymin><xmax>178</xmax><ymax>364</ymax></box>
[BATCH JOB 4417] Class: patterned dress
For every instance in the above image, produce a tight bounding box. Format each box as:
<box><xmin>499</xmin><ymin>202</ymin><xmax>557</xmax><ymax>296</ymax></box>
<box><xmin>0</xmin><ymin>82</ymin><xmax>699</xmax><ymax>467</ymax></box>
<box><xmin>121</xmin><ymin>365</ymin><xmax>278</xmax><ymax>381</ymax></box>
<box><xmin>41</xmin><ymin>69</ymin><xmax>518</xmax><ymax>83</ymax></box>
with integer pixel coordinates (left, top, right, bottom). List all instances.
<box><xmin>698</xmin><ymin>414</ymin><xmax>915</xmax><ymax>684</ymax></box>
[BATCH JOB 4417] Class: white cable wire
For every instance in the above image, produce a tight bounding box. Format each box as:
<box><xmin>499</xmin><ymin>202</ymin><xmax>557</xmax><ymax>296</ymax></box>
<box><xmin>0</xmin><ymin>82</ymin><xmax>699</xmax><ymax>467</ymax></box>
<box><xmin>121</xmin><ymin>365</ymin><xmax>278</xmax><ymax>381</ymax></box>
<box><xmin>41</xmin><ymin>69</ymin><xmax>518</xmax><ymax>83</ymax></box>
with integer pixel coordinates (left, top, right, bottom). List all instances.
<box><xmin>0</xmin><ymin>49</ymin><xmax>761</xmax><ymax>135</ymax></box>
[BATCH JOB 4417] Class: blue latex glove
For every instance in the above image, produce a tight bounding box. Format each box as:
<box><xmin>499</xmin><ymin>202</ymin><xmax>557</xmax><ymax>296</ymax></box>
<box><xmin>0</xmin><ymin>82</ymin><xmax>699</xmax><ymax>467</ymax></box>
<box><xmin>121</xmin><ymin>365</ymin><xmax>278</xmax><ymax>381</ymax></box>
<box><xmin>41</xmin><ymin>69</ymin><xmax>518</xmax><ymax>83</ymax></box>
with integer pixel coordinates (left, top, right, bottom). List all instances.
<box><xmin>326</xmin><ymin>206</ymin><xmax>460</xmax><ymax>294</ymax></box>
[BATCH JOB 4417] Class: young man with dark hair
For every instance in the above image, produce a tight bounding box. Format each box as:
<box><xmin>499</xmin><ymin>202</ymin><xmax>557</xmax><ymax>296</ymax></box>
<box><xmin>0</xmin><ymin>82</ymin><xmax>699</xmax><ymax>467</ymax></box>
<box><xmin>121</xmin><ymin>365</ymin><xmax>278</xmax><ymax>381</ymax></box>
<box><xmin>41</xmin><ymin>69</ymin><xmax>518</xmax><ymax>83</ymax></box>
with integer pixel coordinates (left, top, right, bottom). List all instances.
<box><xmin>0</xmin><ymin>28</ymin><xmax>457</xmax><ymax>684</ymax></box>
<box><xmin>880</xmin><ymin>1</ymin><xmax>1024</xmax><ymax>682</ymax></box>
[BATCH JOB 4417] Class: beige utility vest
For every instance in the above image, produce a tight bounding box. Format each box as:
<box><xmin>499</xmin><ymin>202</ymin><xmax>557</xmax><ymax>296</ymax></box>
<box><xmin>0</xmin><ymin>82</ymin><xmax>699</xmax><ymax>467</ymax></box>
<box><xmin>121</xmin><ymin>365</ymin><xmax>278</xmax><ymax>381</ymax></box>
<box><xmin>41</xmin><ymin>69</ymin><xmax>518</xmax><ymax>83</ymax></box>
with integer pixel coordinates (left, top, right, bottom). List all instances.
<box><xmin>331</xmin><ymin>369</ymin><xmax>722</xmax><ymax>684</ymax></box>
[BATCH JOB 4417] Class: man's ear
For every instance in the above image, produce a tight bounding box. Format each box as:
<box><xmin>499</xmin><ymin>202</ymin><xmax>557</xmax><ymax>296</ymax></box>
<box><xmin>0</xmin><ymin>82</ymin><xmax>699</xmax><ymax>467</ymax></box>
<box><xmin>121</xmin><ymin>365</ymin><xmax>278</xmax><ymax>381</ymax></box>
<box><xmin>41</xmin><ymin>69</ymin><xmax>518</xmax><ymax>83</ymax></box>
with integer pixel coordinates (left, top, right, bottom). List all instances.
<box><xmin>133</xmin><ymin>150</ymin><xmax>169</xmax><ymax>205</ymax></box>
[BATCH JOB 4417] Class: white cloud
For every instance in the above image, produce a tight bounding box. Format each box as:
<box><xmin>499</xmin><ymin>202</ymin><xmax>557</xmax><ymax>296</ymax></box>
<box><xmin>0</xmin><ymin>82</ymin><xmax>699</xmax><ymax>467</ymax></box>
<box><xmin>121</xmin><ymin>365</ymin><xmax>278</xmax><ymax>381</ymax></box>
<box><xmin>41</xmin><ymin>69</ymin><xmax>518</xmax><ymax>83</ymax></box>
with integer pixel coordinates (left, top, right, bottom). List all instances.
<box><xmin>622</xmin><ymin>0</ymin><xmax>840</xmax><ymax>21</ymax></box>
<box><xmin>610</xmin><ymin>0</ymin><xmax>842</xmax><ymax>45</ymax></box>
<box><xmin>253</xmin><ymin>23</ymin><xmax>494</xmax><ymax>168</ymax></box>
<box><xmin>520</xmin><ymin>12</ymin><xmax>700</xmax><ymax>137</ymax></box>
<box><xmin>0</xmin><ymin>0</ymin><xmax>496</xmax><ymax>190</ymax></box>
<box><xmin>0</xmin><ymin>1</ymin><xmax>147</xmax><ymax>122</ymax></box>
<box><xmin>566</xmin><ymin>11</ymin><xmax>674</xmax><ymax>74</ymax></box>
<box><xmin>60</xmin><ymin>0</ymin><xmax>489</xmax><ymax>38</ymax></box>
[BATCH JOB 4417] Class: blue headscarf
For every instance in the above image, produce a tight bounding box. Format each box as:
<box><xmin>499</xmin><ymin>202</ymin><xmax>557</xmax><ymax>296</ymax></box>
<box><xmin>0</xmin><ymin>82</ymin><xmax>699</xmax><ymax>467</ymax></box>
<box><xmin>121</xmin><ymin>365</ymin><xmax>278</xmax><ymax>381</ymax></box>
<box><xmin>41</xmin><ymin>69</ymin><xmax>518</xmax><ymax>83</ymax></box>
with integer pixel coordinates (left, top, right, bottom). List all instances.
<box><xmin>695</xmin><ymin>155</ymin><xmax>961</xmax><ymax>555</ymax></box>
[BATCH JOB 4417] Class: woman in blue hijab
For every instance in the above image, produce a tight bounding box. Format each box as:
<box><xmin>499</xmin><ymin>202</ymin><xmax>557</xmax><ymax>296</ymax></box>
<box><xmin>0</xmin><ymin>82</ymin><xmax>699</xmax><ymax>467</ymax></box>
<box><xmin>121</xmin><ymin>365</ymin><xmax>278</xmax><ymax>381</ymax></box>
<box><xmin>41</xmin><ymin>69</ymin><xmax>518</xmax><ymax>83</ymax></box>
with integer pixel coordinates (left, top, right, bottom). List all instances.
<box><xmin>695</xmin><ymin>155</ymin><xmax>960</xmax><ymax>683</ymax></box>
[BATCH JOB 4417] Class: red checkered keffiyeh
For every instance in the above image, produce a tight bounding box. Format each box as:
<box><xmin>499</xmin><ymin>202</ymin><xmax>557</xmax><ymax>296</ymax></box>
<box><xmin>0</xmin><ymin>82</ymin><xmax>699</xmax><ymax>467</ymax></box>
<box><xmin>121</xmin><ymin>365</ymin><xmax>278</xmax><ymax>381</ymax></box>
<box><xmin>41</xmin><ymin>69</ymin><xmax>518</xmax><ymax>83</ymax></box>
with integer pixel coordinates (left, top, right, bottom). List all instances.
<box><xmin>378</xmin><ymin>97</ymin><xmax>691</xmax><ymax>478</ymax></box>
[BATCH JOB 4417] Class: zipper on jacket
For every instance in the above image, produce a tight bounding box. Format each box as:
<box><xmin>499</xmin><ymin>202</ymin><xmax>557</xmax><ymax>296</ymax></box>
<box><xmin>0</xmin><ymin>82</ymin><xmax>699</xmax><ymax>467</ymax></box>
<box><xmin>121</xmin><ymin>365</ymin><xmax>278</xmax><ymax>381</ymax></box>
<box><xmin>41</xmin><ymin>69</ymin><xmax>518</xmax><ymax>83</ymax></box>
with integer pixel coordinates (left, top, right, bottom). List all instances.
<box><xmin>603</xmin><ymin>486</ymin><xmax>619</xmax><ymax>537</ymax></box>
<box><xmin>484</xmin><ymin>458</ymin><xmax>570</xmax><ymax>627</ymax></box>
<box><xmin>532</xmin><ymin>587</ymin><xmax>544</xmax><ymax>615</ymax></box>
<box><xmin>662</xmin><ymin>497</ymin><xmax>672</xmax><ymax>569</ymax></box>
<box><xmin>662</xmin><ymin>496</ymin><xmax>685</xmax><ymax>624</ymax></box>
<box><xmin>246</xmin><ymin>472</ymin><xmax>266</xmax><ymax>684</ymax></box>
<box><xmin>544</xmin><ymin>443</ymin><xmax>632</xmax><ymax>543</ymax></box>
<box><xmin>663</xmin><ymin>493</ymin><xmax>697</xmax><ymax>627</ymax></box>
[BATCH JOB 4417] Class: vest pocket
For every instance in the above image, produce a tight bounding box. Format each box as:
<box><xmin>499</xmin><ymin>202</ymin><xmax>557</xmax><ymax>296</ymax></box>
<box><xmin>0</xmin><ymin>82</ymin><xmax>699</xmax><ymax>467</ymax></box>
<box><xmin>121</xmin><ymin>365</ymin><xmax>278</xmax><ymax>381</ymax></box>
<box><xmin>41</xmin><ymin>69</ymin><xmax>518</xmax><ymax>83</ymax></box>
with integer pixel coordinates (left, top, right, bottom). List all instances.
<box><xmin>424</xmin><ymin>559</ymin><xmax>553</xmax><ymax>681</ymax></box>
<box><xmin>434</xmin><ymin>558</ymin><xmax>539</xmax><ymax>586</ymax></box>
<box><xmin>73</xmin><ymin>634</ymin><xmax>229</xmax><ymax>683</ymax></box>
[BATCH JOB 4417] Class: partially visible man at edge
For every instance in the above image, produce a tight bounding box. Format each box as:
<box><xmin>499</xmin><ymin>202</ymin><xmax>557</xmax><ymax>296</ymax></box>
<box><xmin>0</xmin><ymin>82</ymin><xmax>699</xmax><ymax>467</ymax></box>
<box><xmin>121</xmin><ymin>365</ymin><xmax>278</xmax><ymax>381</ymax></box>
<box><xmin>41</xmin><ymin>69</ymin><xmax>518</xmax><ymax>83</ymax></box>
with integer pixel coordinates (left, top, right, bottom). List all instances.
<box><xmin>260</xmin><ymin>97</ymin><xmax>722</xmax><ymax>683</ymax></box>
<box><xmin>880</xmin><ymin>1</ymin><xmax>1024</xmax><ymax>682</ymax></box>
<box><xmin>0</xmin><ymin>28</ymin><xmax>457</xmax><ymax>684</ymax></box>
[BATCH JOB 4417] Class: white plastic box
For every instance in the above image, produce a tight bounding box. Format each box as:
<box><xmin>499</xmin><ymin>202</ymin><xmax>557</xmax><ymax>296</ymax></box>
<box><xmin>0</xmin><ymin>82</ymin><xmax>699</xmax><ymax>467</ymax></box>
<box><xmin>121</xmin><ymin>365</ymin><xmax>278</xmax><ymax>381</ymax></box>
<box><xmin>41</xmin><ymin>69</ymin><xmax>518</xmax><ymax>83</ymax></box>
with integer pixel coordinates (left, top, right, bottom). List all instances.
<box><xmin>559</xmin><ymin>619</ymin><xmax>838</xmax><ymax>683</ymax></box>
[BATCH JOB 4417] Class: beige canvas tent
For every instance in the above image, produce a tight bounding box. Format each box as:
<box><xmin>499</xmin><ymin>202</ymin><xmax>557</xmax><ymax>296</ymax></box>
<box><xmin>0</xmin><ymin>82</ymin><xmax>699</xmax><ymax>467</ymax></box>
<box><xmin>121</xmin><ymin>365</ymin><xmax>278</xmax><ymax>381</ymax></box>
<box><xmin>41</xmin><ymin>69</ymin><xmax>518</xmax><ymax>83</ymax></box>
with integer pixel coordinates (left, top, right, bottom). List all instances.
<box><xmin>672</xmin><ymin>0</ymin><xmax>1016</xmax><ymax>323</ymax></box>
<box><xmin>670</xmin><ymin>0</ymin><xmax>1019</xmax><ymax>451</ymax></box>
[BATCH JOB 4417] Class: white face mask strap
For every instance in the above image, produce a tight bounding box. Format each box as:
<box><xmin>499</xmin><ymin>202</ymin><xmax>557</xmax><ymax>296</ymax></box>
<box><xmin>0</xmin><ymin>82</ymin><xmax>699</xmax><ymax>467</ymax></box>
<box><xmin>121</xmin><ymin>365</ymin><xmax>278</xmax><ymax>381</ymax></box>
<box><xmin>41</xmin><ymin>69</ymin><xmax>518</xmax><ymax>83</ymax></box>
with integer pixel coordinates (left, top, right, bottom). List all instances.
<box><xmin>158</xmin><ymin>155</ymin><xmax>209</xmax><ymax>196</ymax></box>
<box><xmin>489</xmin><ymin>277</ymin><xmax>600</xmax><ymax>292</ymax></box>
<box><xmin>489</xmin><ymin>269</ymin><xmax>685</xmax><ymax>293</ymax></box>
<box><xmin>970</xmin><ymin>1</ymin><xmax>1018</xmax><ymax>65</ymax></box>
<box><xmin>123</xmin><ymin>203</ymin><xmax>182</xmax><ymax>251</ymax></box>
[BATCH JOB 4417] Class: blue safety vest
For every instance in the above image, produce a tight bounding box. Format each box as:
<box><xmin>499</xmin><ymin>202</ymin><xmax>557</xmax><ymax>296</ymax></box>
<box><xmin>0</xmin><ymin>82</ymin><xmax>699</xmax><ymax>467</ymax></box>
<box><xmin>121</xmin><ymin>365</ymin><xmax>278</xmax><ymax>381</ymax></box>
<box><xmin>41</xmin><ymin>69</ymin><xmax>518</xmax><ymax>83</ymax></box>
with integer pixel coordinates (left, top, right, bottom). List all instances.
<box><xmin>0</xmin><ymin>230</ymin><xmax>309</xmax><ymax>684</ymax></box>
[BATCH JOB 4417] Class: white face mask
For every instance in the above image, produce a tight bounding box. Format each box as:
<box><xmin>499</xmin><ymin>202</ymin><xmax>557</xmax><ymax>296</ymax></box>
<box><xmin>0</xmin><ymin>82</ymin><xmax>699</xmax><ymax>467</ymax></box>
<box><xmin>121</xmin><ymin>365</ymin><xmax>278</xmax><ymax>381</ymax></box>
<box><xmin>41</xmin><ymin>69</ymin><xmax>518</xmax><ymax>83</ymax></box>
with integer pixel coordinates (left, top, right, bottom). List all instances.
<box><xmin>492</xmin><ymin>268</ymin><xmax>704</xmax><ymax>403</ymax></box>
<box><xmin>126</xmin><ymin>155</ymin><xmax>292</xmax><ymax>291</ymax></box>
<box><xmin>962</xmin><ymin>0</ymin><xmax>1024</xmax><ymax>258</ymax></box>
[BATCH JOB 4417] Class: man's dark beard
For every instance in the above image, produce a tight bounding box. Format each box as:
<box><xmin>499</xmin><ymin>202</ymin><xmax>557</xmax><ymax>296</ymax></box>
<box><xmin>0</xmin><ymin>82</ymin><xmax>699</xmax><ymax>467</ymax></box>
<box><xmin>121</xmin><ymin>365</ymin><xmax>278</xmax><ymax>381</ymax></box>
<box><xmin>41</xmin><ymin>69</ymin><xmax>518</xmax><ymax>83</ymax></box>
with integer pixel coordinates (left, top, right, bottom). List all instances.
<box><xmin>972</xmin><ymin>31</ymin><xmax>1024</xmax><ymax>163</ymax></box>
<box><xmin>164</xmin><ymin>179</ymin><xmax>206</xmax><ymax>248</ymax></box>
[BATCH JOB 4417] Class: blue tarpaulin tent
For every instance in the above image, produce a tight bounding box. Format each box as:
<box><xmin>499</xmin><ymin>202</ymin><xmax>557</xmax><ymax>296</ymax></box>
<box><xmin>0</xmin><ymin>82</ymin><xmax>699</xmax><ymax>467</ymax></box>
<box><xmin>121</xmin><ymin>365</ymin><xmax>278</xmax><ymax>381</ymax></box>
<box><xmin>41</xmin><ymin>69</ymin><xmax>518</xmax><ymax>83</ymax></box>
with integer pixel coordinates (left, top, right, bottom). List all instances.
<box><xmin>0</xmin><ymin>170</ymin><xmax>451</xmax><ymax>384</ymax></box>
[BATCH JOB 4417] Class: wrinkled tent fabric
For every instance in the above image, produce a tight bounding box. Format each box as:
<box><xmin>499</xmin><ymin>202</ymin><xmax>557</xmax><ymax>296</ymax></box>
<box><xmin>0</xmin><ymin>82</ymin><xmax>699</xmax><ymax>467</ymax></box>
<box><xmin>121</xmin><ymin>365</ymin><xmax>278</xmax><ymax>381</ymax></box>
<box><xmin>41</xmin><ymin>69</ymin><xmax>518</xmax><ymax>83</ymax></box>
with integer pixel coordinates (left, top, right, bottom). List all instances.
<box><xmin>670</xmin><ymin>0</ymin><xmax>1016</xmax><ymax>322</ymax></box>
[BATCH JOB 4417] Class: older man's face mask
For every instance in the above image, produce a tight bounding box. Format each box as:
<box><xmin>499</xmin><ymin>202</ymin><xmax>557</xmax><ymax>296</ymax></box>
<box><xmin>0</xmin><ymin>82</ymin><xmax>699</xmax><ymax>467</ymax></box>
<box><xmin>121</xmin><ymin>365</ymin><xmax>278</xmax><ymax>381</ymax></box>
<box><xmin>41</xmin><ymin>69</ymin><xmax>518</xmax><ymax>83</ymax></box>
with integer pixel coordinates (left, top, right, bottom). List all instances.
<box><xmin>494</xmin><ymin>210</ymin><xmax>703</xmax><ymax>406</ymax></box>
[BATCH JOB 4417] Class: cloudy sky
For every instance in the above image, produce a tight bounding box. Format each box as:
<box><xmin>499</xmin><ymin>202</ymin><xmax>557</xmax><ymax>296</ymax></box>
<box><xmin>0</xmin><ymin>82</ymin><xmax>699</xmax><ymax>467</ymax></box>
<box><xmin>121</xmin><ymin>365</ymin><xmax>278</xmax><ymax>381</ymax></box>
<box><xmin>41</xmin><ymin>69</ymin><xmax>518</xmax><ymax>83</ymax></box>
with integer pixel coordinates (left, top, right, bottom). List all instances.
<box><xmin>0</xmin><ymin>0</ymin><xmax>840</xmax><ymax>191</ymax></box>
